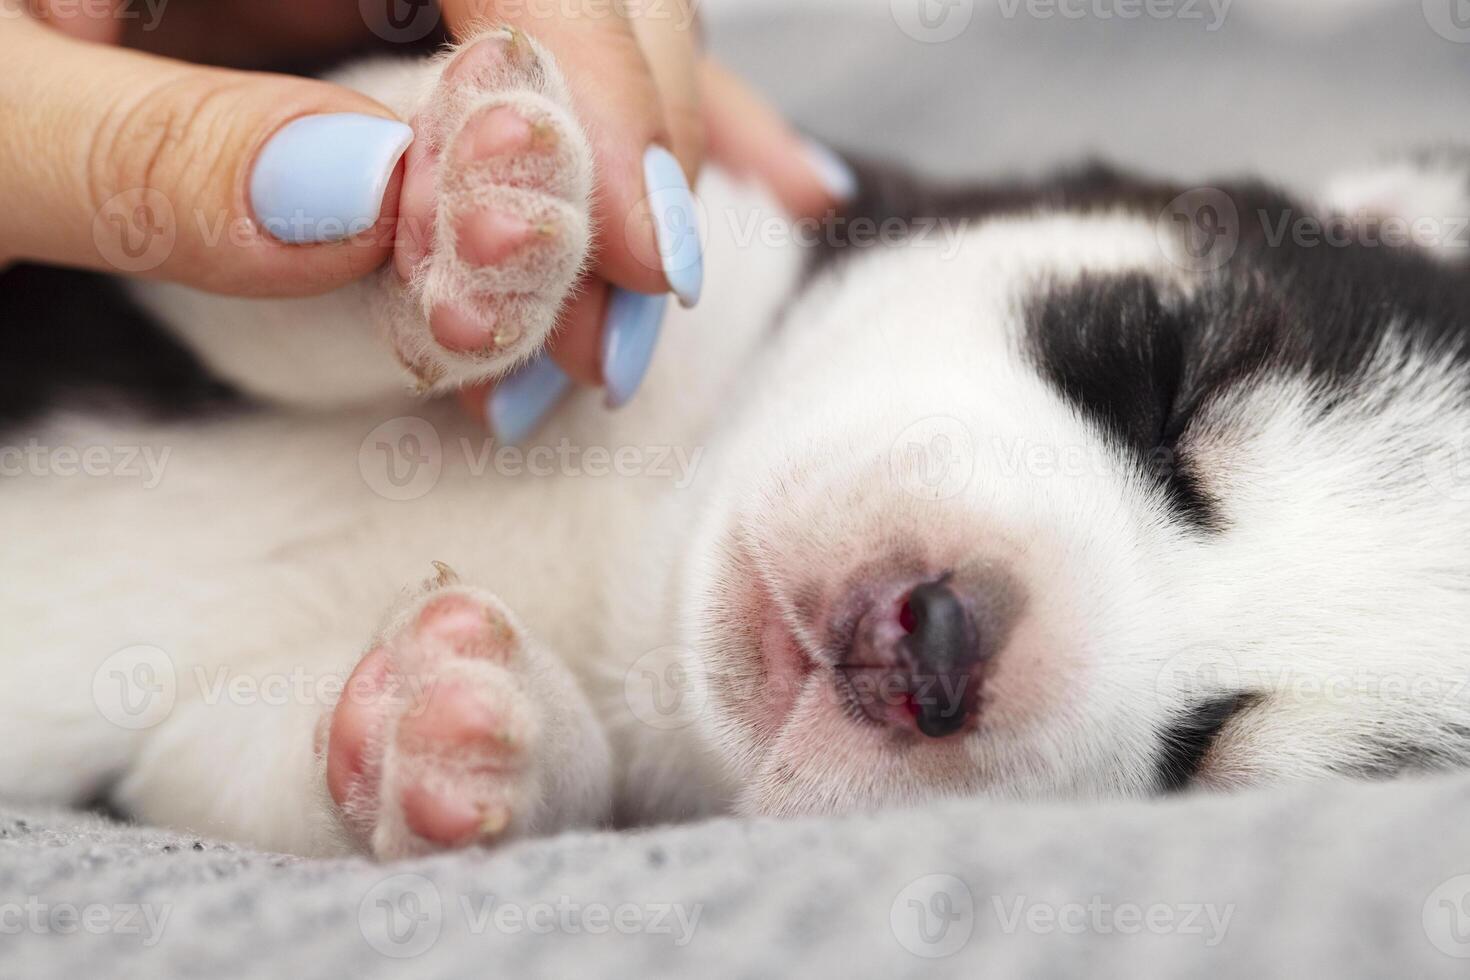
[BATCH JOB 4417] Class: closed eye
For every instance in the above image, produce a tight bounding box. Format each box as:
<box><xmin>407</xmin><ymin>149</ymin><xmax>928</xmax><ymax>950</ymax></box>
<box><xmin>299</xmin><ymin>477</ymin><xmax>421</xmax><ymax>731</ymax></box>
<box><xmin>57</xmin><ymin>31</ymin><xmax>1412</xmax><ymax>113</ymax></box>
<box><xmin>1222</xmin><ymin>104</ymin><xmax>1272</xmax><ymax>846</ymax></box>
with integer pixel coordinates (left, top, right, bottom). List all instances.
<box><xmin>1154</xmin><ymin>694</ymin><xmax>1261</xmax><ymax>793</ymax></box>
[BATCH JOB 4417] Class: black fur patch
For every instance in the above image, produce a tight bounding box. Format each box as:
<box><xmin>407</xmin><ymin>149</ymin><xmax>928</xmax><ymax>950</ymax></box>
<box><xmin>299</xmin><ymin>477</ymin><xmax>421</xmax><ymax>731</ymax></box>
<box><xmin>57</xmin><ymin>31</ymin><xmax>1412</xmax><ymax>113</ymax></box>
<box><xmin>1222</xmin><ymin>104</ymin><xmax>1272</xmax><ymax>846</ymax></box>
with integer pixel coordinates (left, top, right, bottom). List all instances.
<box><xmin>807</xmin><ymin>156</ymin><xmax>1470</xmax><ymax>530</ymax></box>
<box><xmin>1155</xmin><ymin>694</ymin><xmax>1261</xmax><ymax>793</ymax></box>
<box><xmin>1027</xmin><ymin>273</ymin><xmax>1221</xmax><ymax>529</ymax></box>
<box><xmin>1026</xmin><ymin>182</ymin><xmax>1470</xmax><ymax>530</ymax></box>
<box><xmin>0</xmin><ymin>264</ymin><xmax>240</xmax><ymax>435</ymax></box>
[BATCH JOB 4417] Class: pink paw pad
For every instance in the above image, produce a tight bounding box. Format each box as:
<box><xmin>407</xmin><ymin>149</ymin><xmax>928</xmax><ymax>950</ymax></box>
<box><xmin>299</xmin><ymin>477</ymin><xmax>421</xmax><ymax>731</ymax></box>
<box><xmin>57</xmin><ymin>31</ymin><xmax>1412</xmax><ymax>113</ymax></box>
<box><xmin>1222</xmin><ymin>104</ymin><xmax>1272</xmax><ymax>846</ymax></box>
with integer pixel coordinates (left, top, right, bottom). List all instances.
<box><xmin>324</xmin><ymin>586</ymin><xmax>536</xmax><ymax>858</ymax></box>
<box><xmin>413</xmin><ymin>593</ymin><xmax>518</xmax><ymax>661</ymax></box>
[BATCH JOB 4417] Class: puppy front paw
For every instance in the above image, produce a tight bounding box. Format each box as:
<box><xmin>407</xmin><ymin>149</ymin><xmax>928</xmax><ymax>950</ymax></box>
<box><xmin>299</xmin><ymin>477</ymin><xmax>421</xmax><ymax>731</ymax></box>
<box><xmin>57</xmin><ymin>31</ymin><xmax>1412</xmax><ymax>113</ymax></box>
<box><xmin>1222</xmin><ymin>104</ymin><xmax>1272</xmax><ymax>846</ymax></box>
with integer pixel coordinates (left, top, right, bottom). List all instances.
<box><xmin>386</xmin><ymin>26</ymin><xmax>594</xmax><ymax>392</ymax></box>
<box><xmin>323</xmin><ymin>583</ymin><xmax>549</xmax><ymax>859</ymax></box>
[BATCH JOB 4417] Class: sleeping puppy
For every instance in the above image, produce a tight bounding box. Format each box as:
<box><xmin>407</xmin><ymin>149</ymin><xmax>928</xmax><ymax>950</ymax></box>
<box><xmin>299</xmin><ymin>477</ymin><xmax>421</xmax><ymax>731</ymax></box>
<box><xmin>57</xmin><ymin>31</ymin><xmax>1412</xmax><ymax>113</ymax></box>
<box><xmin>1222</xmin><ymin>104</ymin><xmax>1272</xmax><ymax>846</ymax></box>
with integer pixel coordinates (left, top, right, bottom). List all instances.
<box><xmin>1</xmin><ymin>28</ymin><xmax>1468</xmax><ymax>858</ymax></box>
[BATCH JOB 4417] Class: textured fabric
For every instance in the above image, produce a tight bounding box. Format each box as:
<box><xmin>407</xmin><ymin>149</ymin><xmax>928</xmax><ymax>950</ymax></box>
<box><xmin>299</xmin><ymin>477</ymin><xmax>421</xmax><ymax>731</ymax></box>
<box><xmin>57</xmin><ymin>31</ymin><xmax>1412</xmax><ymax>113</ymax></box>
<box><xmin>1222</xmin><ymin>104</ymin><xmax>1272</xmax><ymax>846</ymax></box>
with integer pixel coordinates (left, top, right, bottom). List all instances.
<box><xmin>4</xmin><ymin>774</ymin><xmax>1470</xmax><ymax>978</ymax></box>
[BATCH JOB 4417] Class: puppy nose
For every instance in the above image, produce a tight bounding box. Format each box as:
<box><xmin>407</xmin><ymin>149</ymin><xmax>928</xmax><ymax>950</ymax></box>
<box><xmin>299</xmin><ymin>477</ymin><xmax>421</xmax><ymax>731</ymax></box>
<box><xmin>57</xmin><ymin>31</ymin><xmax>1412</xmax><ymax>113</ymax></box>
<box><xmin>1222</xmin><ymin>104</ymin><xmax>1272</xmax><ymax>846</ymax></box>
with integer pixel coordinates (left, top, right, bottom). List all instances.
<box><xmin>900</xmin><ymin>578</ymin><xmax>983</xmax><ymax>737</ymax></box>
<box><xmin>899</xmin><ymin>581</ymin><xmax>981</xmax><ymax>734</ymax></box>
<box><xmin>840</xmin><ymin>572</ymin><xmax>1018</xmax><ymax>739</ymax></box>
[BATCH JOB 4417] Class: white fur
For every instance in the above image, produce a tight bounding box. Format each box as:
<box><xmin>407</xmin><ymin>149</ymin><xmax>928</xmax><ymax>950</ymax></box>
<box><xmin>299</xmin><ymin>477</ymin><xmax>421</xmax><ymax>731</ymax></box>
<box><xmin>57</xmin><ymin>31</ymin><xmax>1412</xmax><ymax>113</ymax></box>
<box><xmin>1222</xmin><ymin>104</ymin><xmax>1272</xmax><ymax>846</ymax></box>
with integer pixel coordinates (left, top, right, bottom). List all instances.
<box><xmin>2</xmin><ymin>44</ymin><xmax>1469</xmax><ymax>856</ymax></box>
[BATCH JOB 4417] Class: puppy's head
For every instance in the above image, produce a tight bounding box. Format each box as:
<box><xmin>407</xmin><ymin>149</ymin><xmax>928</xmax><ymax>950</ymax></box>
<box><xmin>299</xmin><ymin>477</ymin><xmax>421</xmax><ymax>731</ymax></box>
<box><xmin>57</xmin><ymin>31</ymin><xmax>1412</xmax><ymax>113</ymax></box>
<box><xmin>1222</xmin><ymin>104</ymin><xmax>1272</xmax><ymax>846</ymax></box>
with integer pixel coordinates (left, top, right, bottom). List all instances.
<box><xmin>682</xmin><ymin>164</ymin><xmax>1470</xmax><ymax>816</ymax></box>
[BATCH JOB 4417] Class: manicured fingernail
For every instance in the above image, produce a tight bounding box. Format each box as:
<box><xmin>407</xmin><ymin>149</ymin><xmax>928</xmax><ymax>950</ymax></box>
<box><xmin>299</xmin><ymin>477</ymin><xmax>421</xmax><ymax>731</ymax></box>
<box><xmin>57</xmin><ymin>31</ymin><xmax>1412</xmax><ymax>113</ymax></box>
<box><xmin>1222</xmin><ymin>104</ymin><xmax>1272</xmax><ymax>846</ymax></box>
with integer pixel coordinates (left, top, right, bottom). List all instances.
<box><xmin>643</xmin><ymin>145</ymin><xmax>704</xmax><ymax>308</ymax></box>
<box><xmin>487</xmin><ymin>354</ymin><xmax>571</xmax><ymax>445</ymax></box>
<box><xmin>802</xmin><ymin>138</ymin><xmax>858</xmax><ymax>202</ymax></box>
<box><xmin>251</xmin><ymin>113</ymin><xmax>413</xmax><ymax>244</ymax></box>
<box><xmin>602</xmin><ymin>288</ymin><xmax>669</xmax><ymax>410</ymax></box>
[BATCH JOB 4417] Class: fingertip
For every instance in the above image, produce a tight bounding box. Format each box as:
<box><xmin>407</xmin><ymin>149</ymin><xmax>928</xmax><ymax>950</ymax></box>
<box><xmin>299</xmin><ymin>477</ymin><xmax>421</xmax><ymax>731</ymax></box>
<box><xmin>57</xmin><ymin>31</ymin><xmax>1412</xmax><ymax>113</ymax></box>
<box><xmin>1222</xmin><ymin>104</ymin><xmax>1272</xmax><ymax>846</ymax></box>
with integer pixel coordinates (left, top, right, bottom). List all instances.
<box><xmin>799</xmin><ymin>138</ymin><xmax>860</xmax><ymax>208</ymax></box>
<box><xmin>699</xmin><ymin>59</ymin><xmax>855</xmax><ymax>220</ymax></box>
<box><xmin>548</xmin><ymin>284</ymin><xmax>610</xmax><ymax>387</ymax></box>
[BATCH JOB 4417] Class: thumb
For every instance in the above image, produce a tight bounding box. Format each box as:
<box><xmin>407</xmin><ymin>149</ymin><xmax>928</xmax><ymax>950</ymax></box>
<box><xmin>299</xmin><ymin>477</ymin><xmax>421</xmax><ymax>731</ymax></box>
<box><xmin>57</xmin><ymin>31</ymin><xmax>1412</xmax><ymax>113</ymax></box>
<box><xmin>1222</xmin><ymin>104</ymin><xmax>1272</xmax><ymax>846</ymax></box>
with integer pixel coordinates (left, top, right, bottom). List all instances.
<box><xmin>0</xmin><ymin>14</ymin><xmax>411</xmax><ymax>297</ymax></box>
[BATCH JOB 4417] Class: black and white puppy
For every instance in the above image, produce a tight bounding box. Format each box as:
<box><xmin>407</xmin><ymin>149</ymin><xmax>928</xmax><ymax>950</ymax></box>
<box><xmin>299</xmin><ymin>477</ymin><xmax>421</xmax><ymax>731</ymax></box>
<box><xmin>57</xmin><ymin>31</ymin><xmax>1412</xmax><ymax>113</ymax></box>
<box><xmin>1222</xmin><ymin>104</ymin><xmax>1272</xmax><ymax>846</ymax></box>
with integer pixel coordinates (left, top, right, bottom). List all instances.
<box><xmin>2</xmin><ymin>30</ymin><xmax>1468</xmax><ymax>859</ymax></box>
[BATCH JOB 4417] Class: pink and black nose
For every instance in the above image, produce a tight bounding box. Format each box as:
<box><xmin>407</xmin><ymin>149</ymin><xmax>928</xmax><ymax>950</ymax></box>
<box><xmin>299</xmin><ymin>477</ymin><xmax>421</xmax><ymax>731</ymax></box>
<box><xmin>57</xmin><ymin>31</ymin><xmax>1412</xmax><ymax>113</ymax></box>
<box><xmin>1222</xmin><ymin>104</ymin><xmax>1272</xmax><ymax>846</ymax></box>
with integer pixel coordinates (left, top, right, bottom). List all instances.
<box><xmin>840</xmin><ymin>573</ymin><xmax>1022</xmax><ymax>738</ymax></box>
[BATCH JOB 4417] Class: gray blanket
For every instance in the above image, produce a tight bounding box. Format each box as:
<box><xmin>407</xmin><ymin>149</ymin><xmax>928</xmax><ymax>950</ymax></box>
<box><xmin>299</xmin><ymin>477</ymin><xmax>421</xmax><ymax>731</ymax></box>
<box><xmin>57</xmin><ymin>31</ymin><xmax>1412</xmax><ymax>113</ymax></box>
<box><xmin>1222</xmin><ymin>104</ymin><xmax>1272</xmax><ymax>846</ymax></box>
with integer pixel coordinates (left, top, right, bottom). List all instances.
<box><xmin>6</xmin><ymin>773</ymin><xmax>1470</xmax><ymax>978</ymax></box>
<box><xmin>7</xmin><ymin>2</ymin><xmax>1470</xmax><ymax>976</ymax></box>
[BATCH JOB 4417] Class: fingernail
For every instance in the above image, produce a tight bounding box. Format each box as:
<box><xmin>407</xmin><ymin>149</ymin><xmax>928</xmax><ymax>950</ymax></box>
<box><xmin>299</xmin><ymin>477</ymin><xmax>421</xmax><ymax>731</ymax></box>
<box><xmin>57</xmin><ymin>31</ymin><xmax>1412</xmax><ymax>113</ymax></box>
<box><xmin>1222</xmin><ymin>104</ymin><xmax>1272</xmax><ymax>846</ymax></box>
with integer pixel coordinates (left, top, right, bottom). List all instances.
<box><xmin>251</xmin><ymin>113</ymin><xmax>413</xmax><ymax>244</ymax></box>
<box><xmin>802</xmin><ymin>138</ymin><xmax>859</xmax><ymax>202</ymax></box>
<box><xmin>643</xmin><ymin>145</ymin><xmax>704</xmax><ymax>308</ymax></box>
<box><xmin>487</xmin><ymin>354</ymin><xmax>572</xmax><ymax>445</ymax></box>
<box><xmin>602</xmin><ymin>288</ymin><xmax>669</xmax><ymax>410</ymax></box>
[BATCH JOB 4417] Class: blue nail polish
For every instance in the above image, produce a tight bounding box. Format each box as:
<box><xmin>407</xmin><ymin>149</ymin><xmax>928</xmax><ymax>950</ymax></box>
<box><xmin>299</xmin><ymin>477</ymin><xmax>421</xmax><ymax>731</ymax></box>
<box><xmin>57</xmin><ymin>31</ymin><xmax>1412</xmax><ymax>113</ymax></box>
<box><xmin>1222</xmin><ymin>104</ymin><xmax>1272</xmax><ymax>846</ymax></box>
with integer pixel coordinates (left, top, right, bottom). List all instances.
<box><xmin>602</xmin><ymin>289</ymin><xmax>669</xmax><ymax>410</ymax></box>
<box><xmin>643</xmin><ymin>145</ymin><xmax>704</xmax><ymax>308</ymax></box>
<box><xmin>487</xmin><ymin>355</ymin><xmax>572</xmax><ymax>446</ymax></box>
<box><xmin>251</xmin><ymin>113</ymin><xmax>413</xmax><ymax>244</ymax></box>
<box><xmin>802</xmin><ymin>138</ymin><xmax>859</xmax><ymax>202</ymax></box>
